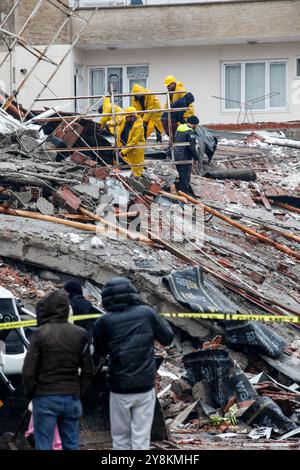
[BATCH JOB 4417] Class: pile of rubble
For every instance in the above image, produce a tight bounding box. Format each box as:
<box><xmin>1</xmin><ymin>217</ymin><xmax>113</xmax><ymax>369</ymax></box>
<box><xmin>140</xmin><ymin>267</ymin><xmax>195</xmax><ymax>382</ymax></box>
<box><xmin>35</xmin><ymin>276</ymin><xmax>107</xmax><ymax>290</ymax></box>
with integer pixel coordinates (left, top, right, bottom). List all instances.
<box><xmin>0</xmin><ymin>108</ymin><xmax>300</xmax><ymax>449</ymax></box>
<box><xmin>0</xmin><ymin>260</ymin><xmax>59</xmax><ymax>300</ymax></box>
<box><xmin>154</xmin><ymin>334</ymin><xmax>300</xmax><ymax>449</ymax></box>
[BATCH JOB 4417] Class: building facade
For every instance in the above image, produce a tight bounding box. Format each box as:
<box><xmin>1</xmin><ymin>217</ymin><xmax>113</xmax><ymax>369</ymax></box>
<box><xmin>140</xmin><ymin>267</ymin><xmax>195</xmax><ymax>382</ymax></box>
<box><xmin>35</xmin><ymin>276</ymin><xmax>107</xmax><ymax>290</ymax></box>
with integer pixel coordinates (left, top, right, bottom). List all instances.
<box><xmin>0</xmin><ymin>0</ymin><xmax>299</xmax><ymax>124</ymax></box>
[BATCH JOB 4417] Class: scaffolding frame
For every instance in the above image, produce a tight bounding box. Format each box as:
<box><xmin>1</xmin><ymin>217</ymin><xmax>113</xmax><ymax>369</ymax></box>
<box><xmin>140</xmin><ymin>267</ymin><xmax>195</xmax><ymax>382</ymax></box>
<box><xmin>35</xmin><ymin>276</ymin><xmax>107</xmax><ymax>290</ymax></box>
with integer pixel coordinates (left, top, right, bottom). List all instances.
<box><xmin>32</xmin><ymin>89</ymin><xmax>192</xmax><ymax>163</ymax></box>
<box><xmin>0</xmin><ymin>1</ymin><xmax>194</xmax><ymax>169</ymax></box>
<box><xmin>1</xmin><ymin>0</ymin><xmax>85</xmax><ymax>114</ymax></box>
<box><xmin>0</xmin><ymin>0</ymin><xmax>46</xmax><ymax>71</ymax></box>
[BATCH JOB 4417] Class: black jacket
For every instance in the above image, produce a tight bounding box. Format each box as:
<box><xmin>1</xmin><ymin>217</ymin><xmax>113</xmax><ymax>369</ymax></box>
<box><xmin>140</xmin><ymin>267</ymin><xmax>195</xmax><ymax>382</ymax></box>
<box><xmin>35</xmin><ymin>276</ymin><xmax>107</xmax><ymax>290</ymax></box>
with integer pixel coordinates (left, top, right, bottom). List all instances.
<box><xmin>93</xmin><ymin>277</ymin><xmax>174</xmax><ymax>394</ymax></box>
<box><xmin>22</xmin><ymin>290</ymin><xmax>93</xmax><ymax>400</ymax></box>
<box><xmin>64</xmin><ymin>281</ymin><xmax>99</xmax><ymax>343</ymax></box>
<box><xmin>174</xmin><ymin>123</ymin><xmax>199</xmax><ymax>162</ymax></box>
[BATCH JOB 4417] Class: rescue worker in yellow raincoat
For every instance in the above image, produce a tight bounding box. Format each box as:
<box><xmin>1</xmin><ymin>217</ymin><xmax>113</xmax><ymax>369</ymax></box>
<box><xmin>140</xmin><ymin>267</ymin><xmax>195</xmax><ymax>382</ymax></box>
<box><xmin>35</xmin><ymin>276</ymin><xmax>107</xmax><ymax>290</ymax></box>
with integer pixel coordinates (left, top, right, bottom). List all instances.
<box><xmin>162</xmin><ymin>75</ymin><xmax>195</xmax><ymax>136</ymax></box>
<box><xmin>117</xmin><ymin>106</ymin><xmax>145</xmax><ymax>178</ymax></box>
<box><xmin>131</xmin><ymin>84</ymin><xmax>164</xmax><ymax>143</ymax></box>
<box><xmin>99</xmin><ymin>97</ymin><xmax>124</xmax><ymax>135</ymax></box>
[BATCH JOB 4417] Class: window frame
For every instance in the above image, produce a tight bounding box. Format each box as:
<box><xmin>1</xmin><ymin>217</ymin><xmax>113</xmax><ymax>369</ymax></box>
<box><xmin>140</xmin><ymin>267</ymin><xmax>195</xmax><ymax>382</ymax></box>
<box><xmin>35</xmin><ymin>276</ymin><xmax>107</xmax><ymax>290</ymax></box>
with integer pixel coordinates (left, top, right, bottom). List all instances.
<box><xmin>296</xmin><ymin>57</ymin><xmax>300</xmax><ymax>78</ymax></box>
<box><xmin>221</xmin><ymin>59</ymin><xmax>288</xmax><ymax>113</ymax></box>
<box><xmin>88</xmin><ymin>64</ymin><xmax>149</xmax><ymax>109</ymax></box>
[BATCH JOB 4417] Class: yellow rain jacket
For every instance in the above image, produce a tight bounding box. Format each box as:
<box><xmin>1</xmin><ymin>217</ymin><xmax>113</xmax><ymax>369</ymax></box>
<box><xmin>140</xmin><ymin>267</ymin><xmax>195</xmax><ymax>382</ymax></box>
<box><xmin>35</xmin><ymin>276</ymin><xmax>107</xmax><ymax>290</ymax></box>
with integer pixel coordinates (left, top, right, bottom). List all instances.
<box><xmin>117</xmin><ymin>115</ymin><xmax>145</xmax><ymax>177</ymax></box>
<box><xmin>99</xmin><ymin>97</ymin><xmax>124</xmax><ymax>134</ymax></box>
<box><xmin>168</xmin><ymin>81</ymin><xmax>195</xmax><ymax>120</ymax></box>
<box><xmin>131</xmin><ymin>84</ymin><xmax>164</xmax><ymax>137</ymax></box>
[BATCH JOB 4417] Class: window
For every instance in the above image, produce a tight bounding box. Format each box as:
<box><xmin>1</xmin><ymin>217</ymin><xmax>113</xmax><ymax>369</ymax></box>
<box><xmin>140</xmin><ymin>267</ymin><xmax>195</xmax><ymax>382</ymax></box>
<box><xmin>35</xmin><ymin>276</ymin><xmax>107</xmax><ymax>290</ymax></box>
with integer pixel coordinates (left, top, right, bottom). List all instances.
<box><xmin>224</xmin><ymin>65</ymin><xmax>241</xmax><ymax>109</ymax></box>
<box><xmin>89</xmin><ymin>68</ymin><xmax>105</xmax><ymax>108</ymax></box>
<box><xmin>223</xmin><ymin>61</ymin><xmax>287</xmax><ymax>111</ymax></box>
<box><xmin>127</xmin><ymin>65</ymin><xmax>149</xmax><ymax>94</ymax></box>
<box><xmin>88</xmin><ymin>65</ymin><xmax>149</xmax><ymax>109</ymax></box>
<box><xmin>296</xmin><ymin>58</ymin><xmax>300</xmax><ymax>77</ymax></box>
<box><xmin>74</xmin><ymin>65</ymin><xmax>84</xmax><ymax>113</ymax></box>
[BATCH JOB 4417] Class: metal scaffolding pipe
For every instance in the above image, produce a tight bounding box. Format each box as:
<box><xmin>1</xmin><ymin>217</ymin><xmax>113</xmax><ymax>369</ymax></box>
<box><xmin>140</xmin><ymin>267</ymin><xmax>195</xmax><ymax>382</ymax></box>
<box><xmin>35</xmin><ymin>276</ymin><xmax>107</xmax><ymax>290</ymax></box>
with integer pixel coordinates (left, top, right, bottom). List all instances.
<box><xmin>43</xmin><ymin>142</ymin><xmax>190</xmax><ymax>153</ymax></box>
<box><xmin>25</xmin><ymin>7</ymin><xmax>98</xmax><ymax>116</ymax></box>
<box><xmin>32</xmin><ymin>106</ymin><xmax>189</xmax><ymax>122</ymax></box>
<box><xmin>0</xmin><ymin>0</ymin><xmax>22</xmax><ymax>30</ymax></box>
<box><xmin>6</xmin><ymin>0</ymin><xmax>82</xmax><ymax>110</ymax></box>
<box><xmin>0</xmin><ymin>0</ymin><xmax>46</xmax><ymax>70</ymax></box>
<box><xmin>34</xmin><ymin>90</ymin><xmax>186</xmax><ymax>101</ymax></box>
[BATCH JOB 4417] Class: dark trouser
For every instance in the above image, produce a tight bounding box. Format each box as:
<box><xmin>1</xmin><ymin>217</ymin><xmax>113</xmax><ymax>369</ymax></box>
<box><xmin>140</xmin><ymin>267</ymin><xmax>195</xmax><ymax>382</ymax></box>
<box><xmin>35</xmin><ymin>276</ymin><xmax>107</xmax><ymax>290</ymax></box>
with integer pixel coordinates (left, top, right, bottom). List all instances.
<box><xmin>33</xmin><ymin>394</ymin><xmax>82</xmax><ymax>450</ymax></box>
<box><xmin>161</xmin><ymin>115</ymin><xmax>178</xmax><ymax>137</ymax></box>
<box><xmin>176</xmin><ymin>163</ymin><xmax>192</xmax><ymax>195</ymax></box>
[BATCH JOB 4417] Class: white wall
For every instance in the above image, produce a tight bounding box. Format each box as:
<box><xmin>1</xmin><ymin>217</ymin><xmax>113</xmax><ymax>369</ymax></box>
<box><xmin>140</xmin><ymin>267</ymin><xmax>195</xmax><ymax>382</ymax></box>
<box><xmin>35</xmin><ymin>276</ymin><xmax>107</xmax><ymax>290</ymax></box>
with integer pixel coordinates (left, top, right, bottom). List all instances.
<box><xmin>0</xmin><ymin>51</ymin><xmax>14</xmax><ymax>95</ymax></box>
<box><xmin>77</xmin><ymin>41</ymin><xmax>300</xmax><ymax>124</ymax></box>
<box><xmin>11</xmin><ymin>45</ymin><xmax>74</xmax><ymax>112</ymax></box>
<box><xmin>5</xmin><ymin>41</ymin><xmax>300</xmax><ymax>123</ymax></box>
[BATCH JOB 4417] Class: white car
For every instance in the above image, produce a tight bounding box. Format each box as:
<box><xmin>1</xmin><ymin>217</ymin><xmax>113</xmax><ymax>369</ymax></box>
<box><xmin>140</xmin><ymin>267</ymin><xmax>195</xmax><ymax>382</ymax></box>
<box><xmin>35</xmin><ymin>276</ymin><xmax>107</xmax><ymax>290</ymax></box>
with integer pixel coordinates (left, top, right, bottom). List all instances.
<box><xmin>0</xmin><ymin>286</ymin><xmax>32</xmax><ymax>376</ymax></box>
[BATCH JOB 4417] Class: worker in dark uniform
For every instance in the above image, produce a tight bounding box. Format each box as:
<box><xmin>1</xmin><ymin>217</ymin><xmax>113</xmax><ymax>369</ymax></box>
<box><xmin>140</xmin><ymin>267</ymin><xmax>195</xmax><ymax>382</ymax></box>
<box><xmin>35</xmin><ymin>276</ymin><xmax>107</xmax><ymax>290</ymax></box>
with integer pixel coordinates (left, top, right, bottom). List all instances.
<box><xmin>174</xmin><ymin>115</ymin><xmax>199</xmax><ymax>196</ymax></box>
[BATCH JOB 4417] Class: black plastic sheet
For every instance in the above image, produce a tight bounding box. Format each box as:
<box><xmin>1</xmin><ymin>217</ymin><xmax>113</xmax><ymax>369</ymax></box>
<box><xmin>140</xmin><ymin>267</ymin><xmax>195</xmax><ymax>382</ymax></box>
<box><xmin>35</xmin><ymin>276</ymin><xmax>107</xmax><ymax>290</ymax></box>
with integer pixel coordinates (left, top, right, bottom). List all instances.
<box><xmin>163</xmin><ymin>266</ymin><xmax>286</xmax><ymax>359</ymax></box>
<box><xmin>163</xmin><ymin>266</ymin><xmax>239</xmax><ymax>314</ymax></box>
<box><xmin>183</xmin><ymin>348</ymin><xmax>257</xmax><ymax>407</ymax></box>
<box><xmin>223</xmin><ymin>321</ymin><xmax>286</xmax><ymax>359</ymax></box>
<box><xmin>242</xmin><ymin>396</ymin><xmax>297</xmax><ymax>433</ymax></box>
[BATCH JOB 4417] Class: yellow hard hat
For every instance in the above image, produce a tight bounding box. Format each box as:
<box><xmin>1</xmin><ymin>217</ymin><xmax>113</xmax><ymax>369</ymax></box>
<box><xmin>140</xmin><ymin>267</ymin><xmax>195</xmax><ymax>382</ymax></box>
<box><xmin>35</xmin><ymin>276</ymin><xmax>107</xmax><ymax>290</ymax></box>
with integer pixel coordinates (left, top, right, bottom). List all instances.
<box><xmin>125</xmin><ymin>106</ymin><xmax>137</xmax><ymax>114</ymax></box>
<box><xmin>164</xmin><ymin>75</ymin><xmax>176</xmax><ymax>87</ymax></box>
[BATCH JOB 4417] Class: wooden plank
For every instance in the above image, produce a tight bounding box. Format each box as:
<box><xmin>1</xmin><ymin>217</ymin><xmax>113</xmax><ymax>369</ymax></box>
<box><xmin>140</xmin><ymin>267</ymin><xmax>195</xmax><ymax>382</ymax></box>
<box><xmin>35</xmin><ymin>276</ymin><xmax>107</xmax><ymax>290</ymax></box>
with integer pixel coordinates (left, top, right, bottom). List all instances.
<box><xmin>170</xmin><ymin>401</ymin><xmax>198</xmax><ymax>430</ymax></box>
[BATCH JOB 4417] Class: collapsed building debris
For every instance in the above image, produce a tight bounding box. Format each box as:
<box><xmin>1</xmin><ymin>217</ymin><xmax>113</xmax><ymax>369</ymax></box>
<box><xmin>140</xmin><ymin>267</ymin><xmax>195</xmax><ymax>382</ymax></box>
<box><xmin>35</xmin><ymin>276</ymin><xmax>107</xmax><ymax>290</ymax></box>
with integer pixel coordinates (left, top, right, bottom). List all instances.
<box><xmin>0</xmin><ymin>82</ymin><xmax>299</xmax><ymax>450</ymax></box>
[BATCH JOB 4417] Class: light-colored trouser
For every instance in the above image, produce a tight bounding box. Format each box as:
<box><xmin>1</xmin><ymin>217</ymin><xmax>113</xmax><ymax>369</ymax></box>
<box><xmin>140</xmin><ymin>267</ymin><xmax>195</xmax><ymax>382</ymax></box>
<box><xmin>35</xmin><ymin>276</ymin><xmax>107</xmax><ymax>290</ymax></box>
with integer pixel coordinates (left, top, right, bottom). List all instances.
<box><xmin>110</xmin><ymin>388</ymin><xmax>156</xmax><ymax>450</ymax></box>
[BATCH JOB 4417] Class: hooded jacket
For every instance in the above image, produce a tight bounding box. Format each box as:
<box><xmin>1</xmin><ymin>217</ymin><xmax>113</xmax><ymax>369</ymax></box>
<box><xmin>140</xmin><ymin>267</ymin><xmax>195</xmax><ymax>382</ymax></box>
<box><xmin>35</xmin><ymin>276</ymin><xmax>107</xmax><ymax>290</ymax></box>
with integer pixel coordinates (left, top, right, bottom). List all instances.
<box><xmin>131</xmin><ymin>84</ymin><xmax>164</xmax><ymax>136</ymax></box>
<box><xmin>117</xmin><ymin>115</ymin><xmax>145</xmax><ymax>177</ymax></box>
<box><xmin>174</xmin><ymin>123</ymin><xmax>199</xmax><ymax>162</ymax></box>
<box><xmin>93</xmin><ymin>277</ymin><xmax>174</xmax><ymax>394</ymax></box>
<box><xmin>99</xmin><ymin>96</ymin><xmax>124</xmax><ymax>134</ymax></box>
<box><xmin>22</xmin><ymin>290</ymin><xmax>93</xmax><ymax>400</ymax></box>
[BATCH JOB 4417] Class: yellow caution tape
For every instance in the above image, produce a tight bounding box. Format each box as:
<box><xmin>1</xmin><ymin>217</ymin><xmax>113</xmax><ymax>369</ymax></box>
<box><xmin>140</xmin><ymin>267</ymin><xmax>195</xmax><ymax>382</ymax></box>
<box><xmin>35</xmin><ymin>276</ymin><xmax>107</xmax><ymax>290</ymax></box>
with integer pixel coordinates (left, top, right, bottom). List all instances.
<box><xmin>0</xmin><ymin>312</ymin><xmax>299</xmax><ymax>331</ymax></box>
<box><xmin>0</xmin><ymin>314</ymin><xmax>101</xmax><ymax>331</ymax></box>
<box><xmin>162</xmin><ymin>313</ymin><xmax>299</xmax><ymax>323</ymax></box>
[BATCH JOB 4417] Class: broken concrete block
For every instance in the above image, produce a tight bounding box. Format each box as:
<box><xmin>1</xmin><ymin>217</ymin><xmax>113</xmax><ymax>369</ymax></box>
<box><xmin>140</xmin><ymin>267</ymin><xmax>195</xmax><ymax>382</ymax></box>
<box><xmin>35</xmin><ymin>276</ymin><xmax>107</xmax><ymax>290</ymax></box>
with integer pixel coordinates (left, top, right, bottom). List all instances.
<box><xmin>13</xmin><ymin>191</ymin><xmax>32</xmax><ymax>205</ymax></box>
<box><xmin>88</xmin><ymin>177</ymin><xmax>105</xmax><ymax>190</ymax></box>
<box><xmin>164</xmin><ymin>402</ymin><xmax>188</xmax><ymax>419</ymax></box>
<box><xmin>73</xmin><ymin>183</ymin><xmax>100</xmax><ymax>200</ymax></box>
<box><xmin>90</xmin><ymin>236</ymin><xmax>105</xmax><ymax>248</ymax></box>
<box><xmin>69</xmin><ymin>233</ymin><xmax>84</xmax><ymax>244</ymax></box>
<box><xmin>192</xmin><ymin>380</ymin><xmax>214</xmax><ymax>404</ymax></box>
<box><xmin>54</xmin><ymin>187</ymin><xmax>81</xmax><ymax>212</ymax></box>
<box><xmin>138</xmin><ymin>176</ymin><xmax>151</xmax><ymax>190</ymax></box>
<box><xmin>36</xmin><ymin>197</ymin><xmax>54</xmax><ymax>215</ymax></box>
<box><xmin>182</xmin><ymin>340</ymin><xmax>195</xmax><ymax>356</ymax></box>
<box><xmin>40</xmin><ymin>270</ymin><xmax>60</xmax><ymax>282</ymax></box>
<box><xmin>171</xmin><ymin>379</ymin><xmax>192</xmax><ymax>401</ymax></box>
<box><xmin>92</xmin><ymin>167</ymin><xmax>109</xmax><ymax>180</ymax></box>
<box><xmin>126</xmin><ymin>176</ymin><xmax>145</xmax><ymax>194</ymax></box>
<box><xmin>249</xmin><ymin>271</ymin><xmax>266</xmax><ymax>284</ymax></box>
<box><xmin>169</xmin><ymin>401</ymin><xmax>198</xmax><ymax>430</ymax></box>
